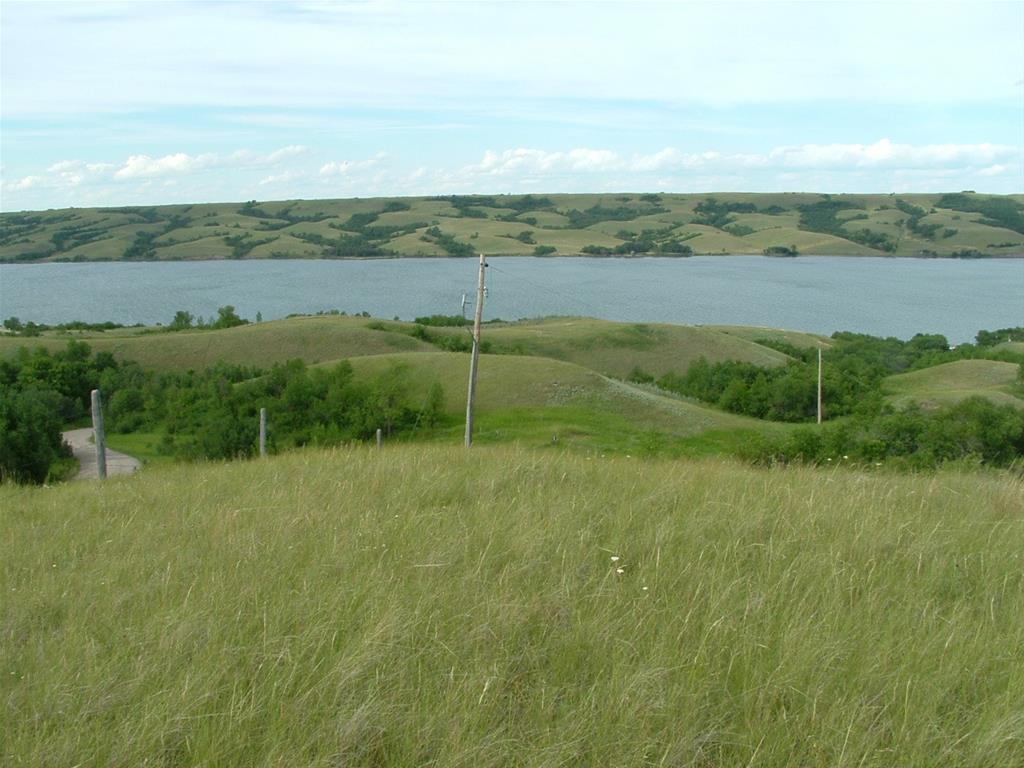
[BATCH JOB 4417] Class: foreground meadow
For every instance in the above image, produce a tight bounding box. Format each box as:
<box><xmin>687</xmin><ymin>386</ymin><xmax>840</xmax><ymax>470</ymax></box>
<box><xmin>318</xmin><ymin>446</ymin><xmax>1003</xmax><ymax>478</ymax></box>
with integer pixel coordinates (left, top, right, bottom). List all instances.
<box><xmin>2</xmin><ymin>445</ymin><xmax>1022</xmax><ymax>766</ymax></box>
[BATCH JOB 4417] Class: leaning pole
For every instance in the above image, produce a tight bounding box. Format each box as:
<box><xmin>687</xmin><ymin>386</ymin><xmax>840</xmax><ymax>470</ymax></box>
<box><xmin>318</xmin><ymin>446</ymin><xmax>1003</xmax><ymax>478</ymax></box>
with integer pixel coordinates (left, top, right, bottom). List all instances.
<box><xmin>90</xmin><ymin>389</ymin><xmax>107</xmax><ymax>480</ymax></box>
<box><xmin>464</xmin><ymin>254</ymin><xmax>487</xmax><ymax>447</ymax></box>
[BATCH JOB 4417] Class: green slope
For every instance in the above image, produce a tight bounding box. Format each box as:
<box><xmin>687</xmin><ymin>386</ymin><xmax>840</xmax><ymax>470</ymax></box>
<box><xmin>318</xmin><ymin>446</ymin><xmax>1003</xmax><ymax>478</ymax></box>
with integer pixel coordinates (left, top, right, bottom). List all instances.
<box><xmin>704</xmin><ymin>324</ymin><xmax>832</xmax><ymax>349</ymax></box>
<box><xmin>0</xmin><ymin>316</ymin><xmax>795</xmax><ymax>375</ymax></box>
<box><xmin>885</xmin><ymin>359</ymin><xmax>1024</xmax><ymax>409</ymax></box>
<box><xmin>0</xmin><ymin>316</ymin><xmax>433</xmax><ymax>370</ymax></box>
<box><xmin>420</xmin><ymin>317</ymin><xmax>794</xmax><ymax>378</ymax></box>
<box><xmin>4</xmin><ymin>192</ymin><xmax>1022</xmax><ymax>262</ymax></box>
<box><xmin>345</xmin><ymin>351</ymin><xmax>773</xmax><ymax>439</ymax></box>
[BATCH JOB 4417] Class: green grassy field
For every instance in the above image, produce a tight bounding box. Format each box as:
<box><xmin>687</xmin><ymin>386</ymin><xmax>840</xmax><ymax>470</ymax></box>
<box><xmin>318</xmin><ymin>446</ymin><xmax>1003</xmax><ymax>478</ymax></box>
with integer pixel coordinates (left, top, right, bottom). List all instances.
<box><xmin>376</xmin><ymin>317</ymin><xmax>797</xmax><ymax>378</ymax></box>
<box><xmin>4</xmin><ymin>192</ymin><xmax>1022</xmax><ymax>262</ymax></box>
<box><xmin>704</xmin><ymin>324</ymin><xmax>831</xmax><ymax>350</ymax></box>
<box><xmin>343</xmin><ymin>351</ymin><xmax>782</xmax><ymax>455</ymax></box>
<box><xmin>0</xmin><ymin>315</ymin><xmax>802</xmax><ymax>462</ymax></box>
<box><xmin>0</xmin><ymin>315</ymin><xmax>797</xmax><ymax>376</ymax></box>
<box><xmin>2</xmin><ymin>445</ymin><xmax>1022</xmax><ymax>766</ymax></box>
<box><xmin>885</xmin><ymin>359</ymin><xmax>1024</xmax><ymax>410</ymax></box>
<box><xmin>0</xmin><ymin>316</ymin><xmax>432</xmax><ymax>371</ymax></box>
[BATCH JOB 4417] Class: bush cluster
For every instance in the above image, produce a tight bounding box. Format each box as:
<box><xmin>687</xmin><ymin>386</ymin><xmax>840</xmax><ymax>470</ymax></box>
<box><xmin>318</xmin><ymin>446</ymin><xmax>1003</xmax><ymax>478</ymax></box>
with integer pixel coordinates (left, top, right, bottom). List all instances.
<box><xmin>743</xmin><ymin>397</ymin><xmax>1024</xmax><ymax>470</ymax></box>
<box><xmin>0</xmin><ymin>341</ymin><xmax>447</xmax><ymax>483</ymax></box>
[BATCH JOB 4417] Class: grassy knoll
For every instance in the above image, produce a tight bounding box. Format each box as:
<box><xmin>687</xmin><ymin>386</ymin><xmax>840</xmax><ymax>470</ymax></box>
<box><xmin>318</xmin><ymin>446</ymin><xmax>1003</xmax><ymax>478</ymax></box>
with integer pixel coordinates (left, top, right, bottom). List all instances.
<box><xmin>0</xmin><ymin>316</ymin><xmax>433</xmax><ymax>371</ymax></box>
<box><xmin>885</xmin><ymin>359</ymin><xmax>1024</xmax><ymax>410</ymax></box>
<box><xmin>0</xmin><ymin>315</ymin><xmax>793</xmax><ymax>375</ymax></box>
<box><xmin>344</xmin><ymin>352</ymin><xmax>780</xmax><ymax>454</ymax></box>
<box><xmin>704</xmin><ymin>324</ymin><xmax>832</xmax><ymax>350</ymax></box>
<box><xmin>4</xmin><ymin>192</ymin><xmax>1022</xmax><ymax>262</ymax></box>
<box><xmin>425</xmin><ymin>317</ymin><xmax>793</xmax><ymax>378</ymax></box>
<box><xmin>3</xmin><ymin>445</ymin><xmax>1022</xmax><ymax>766</ymax></box>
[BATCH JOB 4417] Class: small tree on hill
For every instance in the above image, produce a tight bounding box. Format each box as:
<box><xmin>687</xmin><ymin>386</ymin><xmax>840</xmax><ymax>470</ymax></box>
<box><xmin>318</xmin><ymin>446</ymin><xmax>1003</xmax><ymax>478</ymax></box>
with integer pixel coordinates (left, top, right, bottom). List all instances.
<box><xmin>169</xmin><ymin>311</ymin><xmax>194</xmax><ymax>331</ymax></box>
<box><xmin>212</xmin><ymin>306</ymin><xmax>247</xmax><ymax>330</ymax></box>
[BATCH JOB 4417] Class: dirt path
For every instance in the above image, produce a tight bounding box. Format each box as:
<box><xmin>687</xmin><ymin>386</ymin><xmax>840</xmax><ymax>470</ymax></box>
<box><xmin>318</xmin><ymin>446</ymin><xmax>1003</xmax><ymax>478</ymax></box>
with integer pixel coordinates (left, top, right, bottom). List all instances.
<box><xmin>63</xmin><ymin>428</ymin><xmax>142</xmax><ymax>480</ymax></box>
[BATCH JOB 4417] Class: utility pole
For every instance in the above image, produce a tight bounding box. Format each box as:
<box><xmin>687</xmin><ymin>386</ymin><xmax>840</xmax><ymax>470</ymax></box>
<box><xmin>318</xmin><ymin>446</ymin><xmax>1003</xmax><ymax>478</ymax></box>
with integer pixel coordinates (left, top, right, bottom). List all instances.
<box><xmin>817</xmin><ymin>347</ymin><xmax>823</xmax><ymax>425</ymax></box>
<box><xmin>464</xmin><ymin>254</ymin><xmax>487</xmax><ymax>447</ymax></box>
<box><xmin>90</xmin><ymin>389</ymin><xmax>107</xmax><ymax>480</ymax></box>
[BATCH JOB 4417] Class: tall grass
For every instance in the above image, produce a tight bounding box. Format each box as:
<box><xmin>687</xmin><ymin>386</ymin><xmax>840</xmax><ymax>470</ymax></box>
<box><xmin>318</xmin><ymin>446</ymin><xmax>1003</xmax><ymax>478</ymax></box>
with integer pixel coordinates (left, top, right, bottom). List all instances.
<box><xmin>2</xmin><ymin>446</ymin><xmax>1022</xmax><ymax>766</ymax></box>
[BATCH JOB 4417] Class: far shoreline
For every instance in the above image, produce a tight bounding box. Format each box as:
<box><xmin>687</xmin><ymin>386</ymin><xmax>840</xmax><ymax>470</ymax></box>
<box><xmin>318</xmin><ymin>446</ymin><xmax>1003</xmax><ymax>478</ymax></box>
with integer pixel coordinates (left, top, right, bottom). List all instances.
<box><xmin>4</xmin><ymin>251</ymin><xmax>1023</xmax><ymax>266</ymax></box>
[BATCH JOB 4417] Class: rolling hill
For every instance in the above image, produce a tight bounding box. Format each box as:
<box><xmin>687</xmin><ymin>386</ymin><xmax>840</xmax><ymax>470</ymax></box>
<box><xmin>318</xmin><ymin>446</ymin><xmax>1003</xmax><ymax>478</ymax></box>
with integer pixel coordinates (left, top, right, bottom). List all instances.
<box><xmin>343</xmin><ymin>351</ymin><xmax>781</xmax><ymax>454</ymax></box>
<box><xmin>0</xmin><ymin>315</ymin><xmax>802</xmax><ymax>376</ymax></box>
<box><xmin>885</xmin><ymin>359</ymin><xmax>1024</xmax><ymax>409</ymax></box>
<box><xmin>3</xmin><ymin>192</ymin><xmax>1022</xmax><ymax>263</ymax></box>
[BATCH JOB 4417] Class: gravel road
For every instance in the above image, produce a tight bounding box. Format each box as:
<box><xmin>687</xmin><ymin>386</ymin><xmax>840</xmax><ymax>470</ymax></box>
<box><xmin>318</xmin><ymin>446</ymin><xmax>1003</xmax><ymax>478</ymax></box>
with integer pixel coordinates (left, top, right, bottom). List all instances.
<box><xmin>63</xmin><ymin>428</ymin><xmax>141</xmax><ymax>480</ymax></box>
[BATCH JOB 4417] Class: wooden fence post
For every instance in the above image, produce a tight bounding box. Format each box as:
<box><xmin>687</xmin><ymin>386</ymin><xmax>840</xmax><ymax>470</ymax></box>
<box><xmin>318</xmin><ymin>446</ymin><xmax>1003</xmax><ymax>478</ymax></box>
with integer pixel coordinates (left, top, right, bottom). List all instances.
<box><xmin>259</xmin><ymin>408</ymin><xmax>267</xmax><ymax>457</ymax></box>
<box><xmin>376</xmin><ymin>428</ymin><xmax>383</xmax><ymax>449</ymax></box>
<box><xmin>90</xmin><ymin>389</ymin><xmax>107</xmax><ymax>480</ymax></box>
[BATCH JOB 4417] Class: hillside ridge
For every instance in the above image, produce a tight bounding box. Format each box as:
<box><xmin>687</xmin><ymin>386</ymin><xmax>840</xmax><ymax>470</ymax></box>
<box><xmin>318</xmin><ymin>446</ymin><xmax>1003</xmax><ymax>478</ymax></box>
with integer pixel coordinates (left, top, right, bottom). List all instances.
<box><xmin>3</xmin><ymin>191</ymin><xmax>1023</xmax><ymax>263</ymax></box>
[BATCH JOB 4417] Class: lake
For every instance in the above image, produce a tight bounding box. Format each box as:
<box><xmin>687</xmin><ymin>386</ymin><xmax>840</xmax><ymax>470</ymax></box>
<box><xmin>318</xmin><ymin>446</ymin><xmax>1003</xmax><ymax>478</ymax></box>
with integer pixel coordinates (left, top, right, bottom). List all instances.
<box><xmin>1</xmin><ymin>256</ymin><xmax>1021</xmax><ymax>343</ymax></box>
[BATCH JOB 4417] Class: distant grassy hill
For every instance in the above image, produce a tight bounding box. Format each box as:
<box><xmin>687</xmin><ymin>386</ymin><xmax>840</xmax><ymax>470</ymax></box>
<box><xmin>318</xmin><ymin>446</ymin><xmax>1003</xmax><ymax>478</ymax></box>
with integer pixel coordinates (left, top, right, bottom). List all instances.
<box><xmin>0</xmin><ymin>315</ymin><xmax>803</xmax><ymax>376</ymax></box>
<box><xmin>3</xmin><ymin>445</ymin><xmax>1022</xmax><ymax>765</ymax></box>
<box><xmin>372</xmin><ymin>316</ymin><xmax>806</xmax><ymax>378</ymax></box>
<box><xmin>3</xmin><ymin>192</ymin><xmax>1022</xmax><ymax>262</ymax></box>
<box><xmin>885</xmin><ymin>359</ymin><xmax>1024</xmax><ymax>410</ymax></box>
<box><xmin>0</xmin><ymin>316</ymin><xmax>432</xmax><ymax>370</ymax></box>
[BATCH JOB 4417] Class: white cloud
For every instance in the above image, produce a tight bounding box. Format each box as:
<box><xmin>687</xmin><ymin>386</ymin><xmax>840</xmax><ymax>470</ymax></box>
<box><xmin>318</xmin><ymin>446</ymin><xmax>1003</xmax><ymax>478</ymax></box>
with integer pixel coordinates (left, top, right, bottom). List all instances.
<box><xmin>319</xmin><ymin>152</ymin><xmax>387</xmax><ymax>176</ymax></box>
<box><xmin>115</xmin><ymin>152</ymin><xmax>216</xmax><ymax>179</ymax></box>
<box><xmin>259</xmin><ymin>171</ymin><xmax>303</xmax><ymax>186</ymax></box>
<box><xmin>465</xmin><ymin>148</ymin><xmax>626</xmax><ymax>178</ymax></box>
<box><xmin>418</xmin><ymin>140</ymin><xmax>1023</xmax><ymax>197</ymax></box>
<box><xmin>5</xmin><ymin>175</ymin><xmax>43</xmax><ymax>191</ymax></box>
<box><xmin>566</xmin><ymin>148</ymin><xmax>619</xmax><ymax>171</ymax></box>
<box><xmin>458</xmin><ymin>144</ymin><xmax>855</xmax><ymax>180</ymax></box>
<box><xmin>1</xmin><ymin>145</ymin><xmax>323</xmax><ymax>208</ymax></box>
<box><xmin>978</xmin><ymin>164</ymin><xmax>1009</xmax><ymax>177</ymax></box>
<box><xmin>47</xmin><ymin>160</ymin><xmax>80</xmax><ymax>173</ymax></box>
<box><xmin>766</xmin><ymin>139</ymin><xmax>1016</xmax><ymax>169</ymax></box>
<box><xmin>4</xmin><ymin>139</ymin><xmax>1021</xmax><ymax>212</ymax></box>
<box><xmin>104</xmin><ymin>145</ymin><xmax>311</xmax><ymax>180</ymax></box>
<box><xmin>630</xmin><ymin>148</ymin><xmax>681</xmax><ymax>173</ymax></box>
<box><xmin>266</xmin><ymin>145</ymin><xmax>310</xmax><ymax>163</ymax></box>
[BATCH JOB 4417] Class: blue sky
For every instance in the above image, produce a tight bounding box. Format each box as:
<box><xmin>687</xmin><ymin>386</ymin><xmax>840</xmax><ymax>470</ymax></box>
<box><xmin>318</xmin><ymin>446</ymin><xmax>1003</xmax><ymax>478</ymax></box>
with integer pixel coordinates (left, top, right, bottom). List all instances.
<box><xmin>1</xmin><ymin>0</ymin><xmax>1021</xmax><ymax>211</ymax></box>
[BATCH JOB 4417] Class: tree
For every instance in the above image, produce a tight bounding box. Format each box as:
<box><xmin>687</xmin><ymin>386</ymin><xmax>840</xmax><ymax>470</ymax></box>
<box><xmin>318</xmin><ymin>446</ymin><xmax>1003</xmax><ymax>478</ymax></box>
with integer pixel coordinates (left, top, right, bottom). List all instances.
<box><xmin>212</xmin><ymin>306</ymin><xmax>247</xmax><ymax>330</ymax></box>
<box><xmin>421</xmin><ymin>382</ymin><xmax>445</xmax><ymax>427</ymax></box>
<box><xmin>0</xmin><ymin>386</ymin><xmax>69</xmax><ymax>484</ymax></box>
<box><xmin>168</xmin><ymin>311</ymin><xmax>194</xmax><ymax>331</ymax></box>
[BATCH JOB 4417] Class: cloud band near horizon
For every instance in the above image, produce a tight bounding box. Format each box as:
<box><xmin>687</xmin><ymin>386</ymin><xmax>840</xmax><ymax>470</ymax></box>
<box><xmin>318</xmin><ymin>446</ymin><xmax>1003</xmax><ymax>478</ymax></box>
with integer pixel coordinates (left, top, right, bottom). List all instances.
<box><xmin>2</xmin><ymin>139</ymin><xmax>1019</xmax><ymax>211</ymax></box>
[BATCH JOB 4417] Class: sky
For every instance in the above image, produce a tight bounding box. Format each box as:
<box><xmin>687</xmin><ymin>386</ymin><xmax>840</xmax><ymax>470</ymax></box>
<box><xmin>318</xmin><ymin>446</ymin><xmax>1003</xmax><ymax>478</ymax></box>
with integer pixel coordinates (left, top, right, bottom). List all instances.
<box><xmin>1</xmin><ymin>0</ymin><xmax>1022</xmax><ymax>211</ymax></box>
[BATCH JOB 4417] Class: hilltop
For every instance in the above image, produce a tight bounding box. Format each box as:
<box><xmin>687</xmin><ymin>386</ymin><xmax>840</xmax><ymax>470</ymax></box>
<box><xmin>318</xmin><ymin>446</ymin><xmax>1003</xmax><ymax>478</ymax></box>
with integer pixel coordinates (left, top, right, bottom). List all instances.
<box><xmin>0</xmin><ymin>315</ymin><xmax>807</xmax><ymax>374</ymax></box>
<box><xmin>3</xmin><ymin>192</ymin><xmax>1023</xmax><ymax>263</ymax></box>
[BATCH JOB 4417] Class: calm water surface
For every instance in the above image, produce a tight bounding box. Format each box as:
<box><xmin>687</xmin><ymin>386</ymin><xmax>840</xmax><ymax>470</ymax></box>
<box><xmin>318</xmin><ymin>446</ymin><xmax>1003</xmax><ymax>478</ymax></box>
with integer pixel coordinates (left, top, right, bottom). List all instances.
<box><xmin>1</xmin><ymin>257</ymin><xmax>1021</xmax><ymax>343</ymax></box>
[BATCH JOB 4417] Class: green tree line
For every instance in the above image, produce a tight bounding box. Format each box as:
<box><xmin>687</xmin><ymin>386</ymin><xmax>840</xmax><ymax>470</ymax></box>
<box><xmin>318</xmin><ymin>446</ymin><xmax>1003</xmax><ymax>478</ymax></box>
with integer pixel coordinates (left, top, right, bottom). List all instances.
<box><xmin>0</xmin><ymin>342</ymin><xmax>446</xmax><ymax>484</ymax></box>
